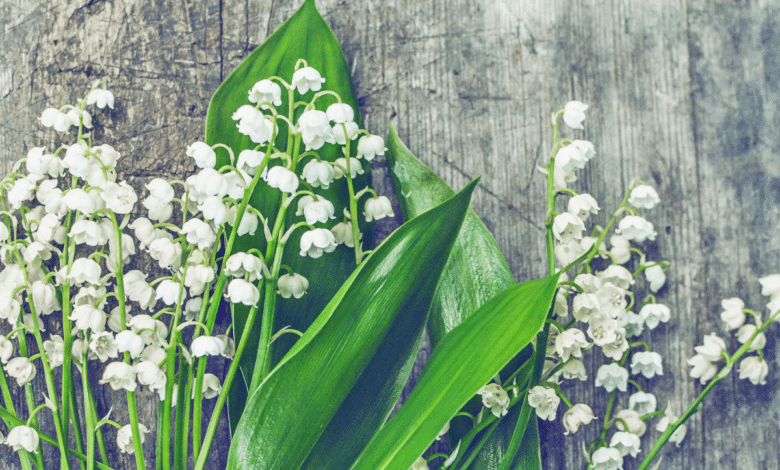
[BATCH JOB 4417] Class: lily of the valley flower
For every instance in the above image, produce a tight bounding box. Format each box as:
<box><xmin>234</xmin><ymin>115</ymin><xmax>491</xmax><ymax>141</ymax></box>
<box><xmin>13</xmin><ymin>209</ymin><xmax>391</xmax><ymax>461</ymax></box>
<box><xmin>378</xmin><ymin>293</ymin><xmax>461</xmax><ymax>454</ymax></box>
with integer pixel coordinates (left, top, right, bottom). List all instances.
<box><xmin>616</xmin><ymin>215</ymin><xmax>656</xmax><ymax>243</ymax></box>
<box><xmin>297</xmin><ymin>195</ymin><xmax>336</xmax><ymax>225</ymax></box>
<box><xmin>589</xmin><ymin>447</ymin><xmax>622</xmax><ymax>470</ymax></box>
<box><xmin>628</xmin><ymin>184</ymin><xmax>660</xmax><ymax>209</ymax></box>
<box><xmin>639</xmin><ymin>303</ymin><xmax>671</xmax><ymax>330</ymax></box>
<box><xmin>364</xmin><ymin>196</ymin><xmax>395</xmax><ymax>222</ymax></box>
<box><xmin>595</xmin><ymin>363</ymin><xmax>628</xmax><ymax>392</ymax></box>
<box><xmin>610</xmin><ymin>431</ymin><xmax>641</xmax><ymax>458</ymax></box>
<box><xmin>277</xmin><ymin>273</ymin><xmax>309</xmax><ymax>299</ymax></box>
<box><xmin>567</xmin><ymin>194</ymin><xmax>600</xmax><ymax>221</ymax></box>
<box><xmin>89</xmin><ymin>332</ymin><xmax>119</xmax><ymax>362</ymax></box>
<box><xmin>562</xmin><ymin>403</ymin><xmax>595</xmax><ymax>435</ymax></box>
<box><xmin>630</xmin><ymin>351</ymin><xmax>664</xmax><ymax>379</ymax></box>
<box><xmin>248</xmin><ymin>79</ymin><xmax>282</xmax><ymax>108</ymax></box>
<box><xmin>69</xmin><ymin>305</ymin><xmax>107</xmax><ymax>333</ymax></box>
<box><xmin>100</xmin><ymin>362</ymin><xmax>137</xmax><ymax>392</ymax></box>
<box><xmin>5</xmin><ymin>425</ymin><xmax>40</xmax><ymax>454</ymax></box>
<box><xmin>739</xmin><ymin>356</ymin><xmax>769</xmax><ymax>385</ymax></box>
<box><xmin>614</xmin><ymin>409</ymin><xmax>646</xmax><ymax>436</ymax></box>
<box><xmin>562</xmin><ymin>101</ymin><xmax>587</xmax><ymax>129</ymax></box>
<box><xmin>527</xmin><ymin>386</ymin><xmax>560</xmax><ymax>421</ymax></box>
<box><xmin>191</xmin><ymin>336</ymin><xmax>227</xmax><ymax>358</ymax></box>
<box><xmin>356</xmin><ymin>135</ymin><xmax>386</xmax><ymax>161</ymax></box>
<box><xmin>552</xmin><ymin>212</ymin><xmax>586</xmax><ymax>243</ymax></box>
<box><xmin>554</xmin><ymin>328</ymin><xmax>589</xmax><ymax>361</ymax></box>
<box><xmin>301</xmin><ymin>160</ymin><xmax>336</xmax><ymax>189</ymax></box>
<box><xmin>232</xmin><ymin>105</ymin><xmax>273</xmax><ymax>145</ymax></box>
<box><xmin>628</xmin><ymin>391</ymin><xmax>657</xmax><ymax>416</ymax></box>
<box><xmin>40</xmin><ymin>107</ymin><xmax>72</xmax><ymax>133</ymax></box>
<box><xmin>225</xmin><ymin>279</ymin><xmax>261</xmax><ymax>306</ymax></box>
<box><xmin>117</xmin><ymin>423</ymin><xmax>149</xmax><ymax>454</ymax></box>
<box><xmin>299</xmin><ymin>229</ymin><xmax>337</xmax><ymax>259</ymax></box>
<box><xmin>135</xmin><ymin>361</ymin><xmax>167</xmax><ymax>393</ymax></box>
<box><xmin>291</xmin><ymin>67</ymin><xmax>326</xmax><ymax>94</ymax></box>
<box><xmin>116</xmin><ymin>330</ymin><xmax>145</xmax><ymax>358</ymax></box>
<box><xmin>87</xmin><ymin>86</ymin><xmax>115</xmax><ymax>109</ymax></box>
<box><xmin>477</xmin><ymin>383</ymin><xmax>510</xmax><ymax>418</ymax></box>
<box><xmin>265</xmin><ymin>166</ymin><xmax>300</xmax><ymax>194</ymax></box>
<box><xmin>5</xmin><ymin>357</ymin><xmax>37</xmax><ymax>386</ymax></box>
<box><xmin>298</xmin><ymin>110</ymin><xmax>336</xmax><ymax>151</ymax></box>
<box><xmin>720</xmin><ymin>297</ymin><xmax>746</xmax><ymax>330</ymax></box>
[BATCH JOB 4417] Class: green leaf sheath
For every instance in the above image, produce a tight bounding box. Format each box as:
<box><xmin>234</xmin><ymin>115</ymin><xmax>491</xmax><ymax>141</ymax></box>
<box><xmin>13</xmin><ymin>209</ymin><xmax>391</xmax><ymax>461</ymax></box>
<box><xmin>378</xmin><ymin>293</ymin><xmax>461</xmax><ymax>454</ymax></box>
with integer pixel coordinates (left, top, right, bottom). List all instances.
<box><xmin>226</xmin><ymin>179</ymin><xmax>479</xmax><ymax>470</ymax></box>
<box><xmin>386</xmin><ymin>125</ymin><xmax>542</xmax><ymax>470</ymax></box>
<box><xmin>204</xmin><ymin>0</ymin><xmax>373</xmax><ymax>427</ymax></box>
<box><xmin>350</xmin><ymin>274</ymin><xmax>559</xmax><ymax>470</ymax></box>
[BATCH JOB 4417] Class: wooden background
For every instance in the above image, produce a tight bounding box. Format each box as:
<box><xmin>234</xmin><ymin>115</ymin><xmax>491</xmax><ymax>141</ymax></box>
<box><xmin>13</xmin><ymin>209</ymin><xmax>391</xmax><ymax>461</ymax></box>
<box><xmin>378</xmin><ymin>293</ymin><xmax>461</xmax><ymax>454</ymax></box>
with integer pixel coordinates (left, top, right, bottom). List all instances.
<box><xmin>1</xmin><ymin>0</ymin><xmax>779</xmax><ymax>468</ymax></box>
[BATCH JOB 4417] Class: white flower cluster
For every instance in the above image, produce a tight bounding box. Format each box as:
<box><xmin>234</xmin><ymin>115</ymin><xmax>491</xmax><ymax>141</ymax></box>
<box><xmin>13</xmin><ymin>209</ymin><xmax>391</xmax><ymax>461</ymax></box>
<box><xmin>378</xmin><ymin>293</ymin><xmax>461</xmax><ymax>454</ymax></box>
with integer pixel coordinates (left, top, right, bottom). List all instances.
<box><xmin>686</xmin><ymin>274</ymin><xmax>780</xmax><ymax>387</ymax></box>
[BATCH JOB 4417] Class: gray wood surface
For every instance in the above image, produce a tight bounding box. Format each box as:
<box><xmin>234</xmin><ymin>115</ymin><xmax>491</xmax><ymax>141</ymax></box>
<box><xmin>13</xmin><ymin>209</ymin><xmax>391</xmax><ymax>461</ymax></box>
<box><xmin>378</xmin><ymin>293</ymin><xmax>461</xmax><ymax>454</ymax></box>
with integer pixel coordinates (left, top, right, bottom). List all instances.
<box><xmin>1</xmin><ymin>0</ymin><xmax>778</xmax><ymax>468</ymax></box>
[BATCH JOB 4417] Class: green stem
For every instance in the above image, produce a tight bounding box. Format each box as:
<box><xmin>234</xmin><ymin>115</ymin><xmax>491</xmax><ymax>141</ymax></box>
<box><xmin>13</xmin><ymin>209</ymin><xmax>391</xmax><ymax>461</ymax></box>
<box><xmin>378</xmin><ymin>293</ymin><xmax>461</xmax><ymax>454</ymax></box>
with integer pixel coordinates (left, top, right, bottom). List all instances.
<box><xmin>193</xmin><ymin>302</ymin><xmax>263</xmax><ymax>470</ymax></box>
<box><xmin>637</xmin><ymin>308</ymin><xmax>780</xmax><ymax>469</ymax></box>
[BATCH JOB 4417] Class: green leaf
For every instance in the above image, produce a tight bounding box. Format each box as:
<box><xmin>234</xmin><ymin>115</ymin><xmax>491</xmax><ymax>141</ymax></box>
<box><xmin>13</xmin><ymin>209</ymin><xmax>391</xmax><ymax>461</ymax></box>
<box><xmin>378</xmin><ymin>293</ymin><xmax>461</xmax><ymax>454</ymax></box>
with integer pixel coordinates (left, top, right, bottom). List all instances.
<box><xmin>204</xmin><ymin>0</ymin><xmax>373</xmax><ymax>427</ymax></box>
<box><xmin>350</xmin><ymin>274</ymin><xmax>560</xmax><ymax>470</ymax></box>
<box><xmin>386</xmin><ymin>125</ymin><xmax>542</xmax><ymax>469</ymax></box>
<box><xmin>227</xmin><ymin>180</ymin><xmax>479</xmax><ymax>469</ymax></box>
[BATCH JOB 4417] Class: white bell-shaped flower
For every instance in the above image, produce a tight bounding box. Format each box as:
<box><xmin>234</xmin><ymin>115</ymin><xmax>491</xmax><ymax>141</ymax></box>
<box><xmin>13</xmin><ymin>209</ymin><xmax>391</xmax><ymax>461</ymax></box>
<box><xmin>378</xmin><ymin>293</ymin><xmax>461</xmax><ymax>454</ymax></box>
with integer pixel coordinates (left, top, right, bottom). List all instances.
<box><xmin>476</xmin><ymin>383</ymin><xmax>510</xmax><ymax>418</ymax></box>
<box><xmin>184</xmin><ymin>265</ymin><xmax>215</xmax><ymax>296</ymax></box>
<box><xmin>128</xmin><ymin>315</ymin><xmax>168</xmax><ymax>347</ymax></box>
<box><xmin>527</xmin><ymin>386</ymin><xmax>560</xmax><ymax>421</ymax></box>
<box><xmin>69</xmin><ymin>220</ymin><xmax>108</xmax><ymax>246</ymax></box>
<box><xmin>225</xmin><ymin>279</ymin><xmax>260</xmax><ymax>306</ymax></box>
<box><xmin>101</xmin><ymin>181</ymin><xmax>138</xmax><ymax>214</ymax></box>
<box><xmin>191</xmin><ymin>336</ymin><xmax>227</xmax><ymax>357</ymax></box>
<box><xmin>134</xmin><ymin>361</ymin><xmax>167</xmax><ymax>392</ymax></box>
<box><xmin>610</xmin><ymin>432</ymin><xmax>641</xmax><ymax>458</ymax></box>
<box><xmin>301</xmin><ymin>160</ymin><xmax>336</xmax><ymax>189</ymax></box>
<box><xmin>200</xmin><ymin>373</ymin><xmax>223</xmax><ymax>399</ymax></box>
<box><xmin>552</xmin><ymin>212</ymin><xmax>585</xmax><ymax>243</ymax></box>
<box><xmin>224</xmin><ymin>253</ymin><xmax>266</xmax><ymax>282</ymax></box>
<box><xmin>554</xmin><ymin>328</ymin><xmax>589</xmax><ymax>362</ymax></box>
<box><xmin>330</xmin><ymin>221</ymin><xmax>359</xmax><ymax>247</ymax></box>
<box><xmin>156</xmin><ymin>279</ymin><xmax>182</xmax><ymax>306</ymax></box>
<box><xmin>69</xmin><ymin>305</ymin><xmax>107</xmax><ymax>333</ymax></box>
<box><xmin>236</xmin><ymin>149</ymin><xmax>265</xmax><ymax>175</ymax></box>
<box><xmin>116</xmin><ymin>330</ymin><xmax>145</xmax><ymax>358</ymax></box>
<box><xmin>299</xmin><ymin>228</ymin><xmax>337</xmax><ymax>258</ymax></box>
<box><xmin>67</xmin><ymin>258</ymin><xmax>102</xmax><ymax>285</ymax></box>
<box><xmin>616</xmin><ymin>216</ymin><xmax>656</xmax><ymax>243</ymax></box>
<box><xmin>248</xmin><ymin>79</ymin><xmax>282</xmax><ymax>108</ymax></box>
<box><xmin>363</xmin><ymin>196</ymin><xmax>394</xmax><ymax>222</ymax></box>
<box><xmin>100</xmin><ymin>362</ymin><xmax>138</xmax><ymax>392</ymax></box>
<box><xmin>630</xmin><ymin>351</ymin><xmax>663</xmax><ymax>378</ymax></box>
<box><xmin>562</xmin><ymin>403</ymin><xmax>595</xmax><ymax>435</ymax></box>
<box><xmin>614</xmin><ymin>409</ymin><xmax>647</xmax><ymax>436</ymax></box>
<box><xmin>5</xmin><ymin>357</ymin><xmax>37</xmax><ymax>386</ymax></box>
<box><xmin>562</xmin><ymin>101</ymin><xmax>587</xmax><ymax>129</ymax></box>
<box><xmin>6</xmin><ymin>425</ymin><xmax>40</xmax><ymax>454</ymax></box>
<box><xmin>63</xmin><ymin>188</ymin><xmax>97</xmax><ymax>215</ymax></box>
<box><xmin>687</xmin><ymin>354</ymin><xmax>718</xmax><ymax>384</ymax></box>
<box><xmin>0</xmin><ymin>337</ymin><xmax>13</xmax><ymax>364</ymax></box>
<box><xmin>67</xmin><ymin>108</ymin><xmax>93</xmax><ymax>129</ymax></box>
<box><xmin>567</xmin><ymin>194</ymin><xmax>600</xmax><ymax>221</ymax></box>
<box><xmin>186</xmin><ymin>142</ymin><xmax>217</xmax><ymax>169</ymax></box>
<box><xmin>299</xmin><ymin>195</ymin><xmax>336</xmax><ymax>225</ymax></box>
<box><xmin>117</xmin><ymin>423</ymin><xmax>149</xmax><ymax>454</ymax></box>
<box><xmin>199</xmin><ymin>196</ymin><xmax>230</xmax><ymax>226</ymax></box>
<box><xmin>31</xmin><ymin>281</ymin><xmax>60</xmax><ymax>315</ymax></box>
<box><xmin>298</xmin><ymin>110</ymin><xmax>336</xmax><ymax>151</ymax></box>
<box><xmin>598</xmin><ymin>265</ymin><xmax>634</xmax><ymax>290</ymax></box>
<box><xmin>628</xmin><ymin>391</ymin><xmax>657</xmax><ymax>416</ymax></box>
<box><xmin>291</xmin><ymin>67</ymin><xmax>325</xmax><ymax>94</ymax></box>
<box><xmin>89</xmin><ymin>331</ymin><xmax>119</xmax><ymax>362</ymax></box>
<box><xmin>720</xmin><ymin>297</ymin><xmax>746</xmax><ymax>330</ymax></box>
<box><xmin>148</xmin><ymin>238</ymin><xmax>182</xmax><ymax>270</ymax></box>
<box><xmin>638</xmin><ymin>303</ymin><xmax>670</xmax><ymax>329</ymax></box>
<box><xmin>40</xmin><ymin>107</ymin><xmax>72</xmax><ymax>132</ymax></box>
<box><xmin>628</xmin><ymin>185</ymin><xmax>660</xmax><ymax>209</ymax></box>
<box><xmin>644</xmin><ymin>263</ymin><xmax>666</xmax><ymax>292</ymax></box>
<box><xmin>326</xmin><ymin>103</ymin><xmax>354</xmax><ymax>123</ymax></box>
<box><xmin>7</xmin><ymin>178</ymin><xmax>36</xmax><ymax>210</ymax></box>
<box><xmin>180</xmin><ymin>219</ymin><xmax>216</xmax><ymax>251</ymax></box>
<box><xmin>232</xmin><ymin>105</ymin><xmax>273</xmax><ymax>144</ymax></box>
<box><xmin>737</xmin><ymin>324</ymin><xmax>766</xmax><ymax>350</ymax></box>
<box><xmin>595</xmin><ymin>363</ymin><xmax>628</xmax><ymax>392</ymax></box>
<box><xmin>265</xmin><ymin>166</ymin><xmax>299</xmax><ymax>194</ymax></box>
<box><xmin>694</xmin><ymin>333</ymin><xmax>728</xmax><ymax>362</ymax></box>
<box><xmin>277</xmin><ymin>273</ymin><xmax>309</xmax><ymax>299</ymax></box>
<box><xmin>356</xmin><ymin>135</ymin><xmax>385</xmax><ymax>161</ymax></box>
<box><xmin>739</xmin><ymin>356</ymin><xmax>769</xmax><ymax>385</ymax></box>
<box><xmin>87</xmin><ymin>86</ymin><xmax>115</xmax><ymax>109</ymax></box>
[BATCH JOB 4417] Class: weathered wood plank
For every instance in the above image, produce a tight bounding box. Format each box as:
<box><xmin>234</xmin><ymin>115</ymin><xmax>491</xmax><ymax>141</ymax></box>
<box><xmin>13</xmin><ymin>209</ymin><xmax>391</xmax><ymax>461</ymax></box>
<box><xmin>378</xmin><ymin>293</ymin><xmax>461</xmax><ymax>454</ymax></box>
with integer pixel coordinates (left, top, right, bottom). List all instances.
<box><xmin>0</xmin><ymin>0</ymin><xmax>777</xmax><ymax>469</ymax></box>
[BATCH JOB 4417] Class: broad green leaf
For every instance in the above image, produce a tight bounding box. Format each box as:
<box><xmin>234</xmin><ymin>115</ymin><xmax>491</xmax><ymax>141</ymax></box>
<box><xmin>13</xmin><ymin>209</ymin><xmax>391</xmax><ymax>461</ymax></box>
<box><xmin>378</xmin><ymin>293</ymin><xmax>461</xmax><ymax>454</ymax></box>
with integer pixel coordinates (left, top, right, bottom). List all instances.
<box><xmin>386</xmin><ymin>125</ymin><xmax>541</xmax><ymax>469</ymax></box>
<box><xmin>227</xmin><ymin>180</ymin><xmax>478</xmax><ymax>469</ymax></box>
<box><xmin>204</xmin><ymin>0</ymin><xmax>373</xmax><ymax>427</ymax></box>
<box><xmin>350</xmin><ymin>274</ymin><xmax>560</xmax><ymax>470</ymax></box>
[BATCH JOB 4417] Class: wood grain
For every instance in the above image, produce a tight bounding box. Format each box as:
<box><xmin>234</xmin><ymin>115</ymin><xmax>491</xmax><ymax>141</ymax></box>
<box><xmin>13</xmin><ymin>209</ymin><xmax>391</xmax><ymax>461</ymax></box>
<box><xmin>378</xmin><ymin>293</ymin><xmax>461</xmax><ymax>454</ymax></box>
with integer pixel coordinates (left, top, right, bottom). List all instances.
<box><xmin>0</xmin><ymin>0</ymin><xmax>778</xmax><ymax>468</ymax></box>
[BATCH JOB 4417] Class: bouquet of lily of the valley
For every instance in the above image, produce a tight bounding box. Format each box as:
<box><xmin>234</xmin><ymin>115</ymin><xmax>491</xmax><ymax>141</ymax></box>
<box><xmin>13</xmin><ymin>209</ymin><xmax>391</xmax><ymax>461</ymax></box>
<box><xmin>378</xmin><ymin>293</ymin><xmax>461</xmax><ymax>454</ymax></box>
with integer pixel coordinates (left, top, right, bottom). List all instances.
<box><xmin>0</xmin><ymin>1</ymin><xmax>776</xmax><ymax>470</ymax></box>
